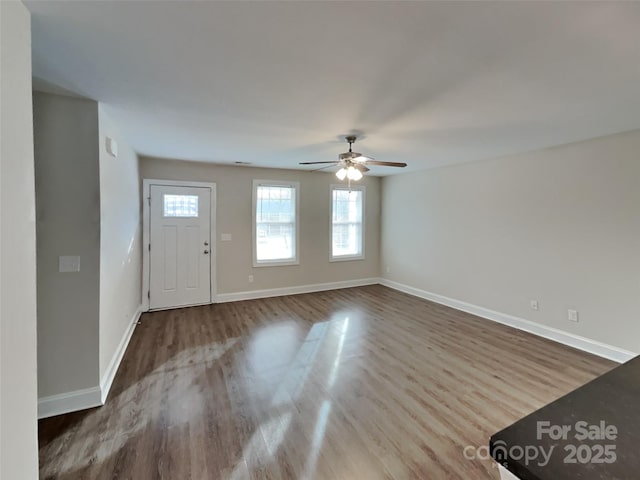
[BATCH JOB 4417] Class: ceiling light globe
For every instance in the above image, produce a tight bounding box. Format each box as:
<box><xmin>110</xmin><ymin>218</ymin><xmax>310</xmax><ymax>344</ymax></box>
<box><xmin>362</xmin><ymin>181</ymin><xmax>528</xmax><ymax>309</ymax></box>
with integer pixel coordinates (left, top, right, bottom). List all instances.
<box><xmin>336</xmin><ymin>168</ymin><xmax>347</xmax><ymax>180</ymax></box>
<box><xmin>347</xmin><ymin>166</ymin><xmax>363</xmax><ymax>181</ymax></box>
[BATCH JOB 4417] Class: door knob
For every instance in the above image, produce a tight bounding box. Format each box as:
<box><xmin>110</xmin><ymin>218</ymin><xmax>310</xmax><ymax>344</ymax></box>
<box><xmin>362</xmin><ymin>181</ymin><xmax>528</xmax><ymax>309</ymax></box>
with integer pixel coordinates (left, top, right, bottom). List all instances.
<box><xmin>204</xmin><ymin>250</ymin><xmax>209</xmax><ymax>254</ymax></box>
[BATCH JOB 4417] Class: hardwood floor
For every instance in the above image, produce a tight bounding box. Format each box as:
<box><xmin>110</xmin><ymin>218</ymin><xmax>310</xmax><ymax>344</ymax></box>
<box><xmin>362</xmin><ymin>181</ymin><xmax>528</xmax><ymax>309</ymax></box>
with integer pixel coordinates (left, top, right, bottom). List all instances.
<box><xmin>39</xmin><ymin>285</ymin><xmax>614</xmax><ymax>479</ymax></box>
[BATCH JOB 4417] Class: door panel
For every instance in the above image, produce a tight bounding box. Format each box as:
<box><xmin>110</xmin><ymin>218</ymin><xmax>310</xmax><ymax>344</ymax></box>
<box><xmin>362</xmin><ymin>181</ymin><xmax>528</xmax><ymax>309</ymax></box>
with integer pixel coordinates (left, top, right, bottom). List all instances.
<box><xmin>163</xmin><ymin>225</ymin><xmax>178</xmax><ymax>291</ymax></box>
<box><xmin>185</xmin><ymin>225</ymin><xmax>200</xmax><ymax>289</ymax></box>
<box><xmin>149</xmin><ymin>185</ymin><xmax>212</xmax><ymax>310</ymax></box>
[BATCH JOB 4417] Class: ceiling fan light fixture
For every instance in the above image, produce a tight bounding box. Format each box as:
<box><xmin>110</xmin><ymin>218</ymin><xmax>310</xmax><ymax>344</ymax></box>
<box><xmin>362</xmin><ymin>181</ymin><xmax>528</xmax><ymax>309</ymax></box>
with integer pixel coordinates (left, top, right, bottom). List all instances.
<box><xmin>347</xmin><ymin>166</ymin><xmax>363</xmax><ymax>181</ymax></box>
<box><xmin>336</xmin><ymin>167</ymin><xmax>347</xmax><ymax>180</ymax></box>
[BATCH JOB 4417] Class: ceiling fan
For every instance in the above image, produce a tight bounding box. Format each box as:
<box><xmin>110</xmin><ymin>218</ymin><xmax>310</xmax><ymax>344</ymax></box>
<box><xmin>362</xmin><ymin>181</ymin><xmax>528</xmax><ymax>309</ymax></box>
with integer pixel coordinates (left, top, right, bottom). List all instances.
<box><xmin>299</xmin><ymin>136</ymin><xmax>407</xmax><ymax>182</ymax></box>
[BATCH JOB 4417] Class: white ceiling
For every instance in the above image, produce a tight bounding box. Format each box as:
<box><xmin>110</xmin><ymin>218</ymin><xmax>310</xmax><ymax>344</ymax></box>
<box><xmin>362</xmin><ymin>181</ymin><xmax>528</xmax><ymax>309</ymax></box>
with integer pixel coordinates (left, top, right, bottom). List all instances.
<box><xmin>26</xmin><ymin>1</ymin><xmax>640</xmax><ymax>174</ymax></box>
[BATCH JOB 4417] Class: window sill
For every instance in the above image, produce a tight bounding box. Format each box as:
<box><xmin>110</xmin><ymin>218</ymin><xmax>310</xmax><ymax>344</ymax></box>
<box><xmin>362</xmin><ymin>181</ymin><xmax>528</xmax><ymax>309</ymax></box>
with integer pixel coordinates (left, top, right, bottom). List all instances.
<box><xmin>330</xmin><ymin>255</ymin><xmax>365</xmax><ymax>263</ymax></box>
<box><xmin>253</xmin><ymin>260</ymin><xmax>300</xmax><ymax>268</ymax></box>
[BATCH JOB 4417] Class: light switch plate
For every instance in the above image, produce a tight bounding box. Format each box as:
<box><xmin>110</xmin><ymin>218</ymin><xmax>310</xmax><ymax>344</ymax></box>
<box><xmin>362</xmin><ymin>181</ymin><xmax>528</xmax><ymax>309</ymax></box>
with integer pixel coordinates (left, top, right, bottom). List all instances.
<box><xmin>59</xmin><ymin>255</ymin><xmax>81</xmax><ymax>273</ymax></box>
<box><xmin>221</xmin><ymin>233</ymin><xmax>232</xmax><ymax>241</ymax></box>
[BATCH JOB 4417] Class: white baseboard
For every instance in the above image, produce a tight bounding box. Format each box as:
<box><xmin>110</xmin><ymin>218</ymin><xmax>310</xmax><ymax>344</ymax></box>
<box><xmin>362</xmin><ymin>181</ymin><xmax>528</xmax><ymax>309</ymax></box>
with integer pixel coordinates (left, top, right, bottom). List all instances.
<box><xmin>379</xmin><ymin>278</ymin><xmax>636</xmax><ymax>363</ymax></box>
<box><xmin>215</xmin><ymin>277</ymin><xmax>380</xmax><ymax>303</ymax></box>
<box><xmin>38</xmin><ymin>306</ymin><xmax>142</xmax><ymax>419</ymax></box>
<box><xmin>38</xmin><ymin>386</ymin><xmax>102</xmax><ymax>419</ymax></box>
<box><xmin>100</xmin><ymin>305</ymin><xmax>142</xmax><ymax>403</ymax></box>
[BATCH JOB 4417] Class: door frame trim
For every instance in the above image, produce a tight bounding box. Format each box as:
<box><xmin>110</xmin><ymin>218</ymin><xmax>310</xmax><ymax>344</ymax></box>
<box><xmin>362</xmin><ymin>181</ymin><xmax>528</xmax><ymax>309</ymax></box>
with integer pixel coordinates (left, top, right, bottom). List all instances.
<box><xmin>142</xmin><ymin>179</ymin><xmax>217</xmax><ymax>311</ymax></box>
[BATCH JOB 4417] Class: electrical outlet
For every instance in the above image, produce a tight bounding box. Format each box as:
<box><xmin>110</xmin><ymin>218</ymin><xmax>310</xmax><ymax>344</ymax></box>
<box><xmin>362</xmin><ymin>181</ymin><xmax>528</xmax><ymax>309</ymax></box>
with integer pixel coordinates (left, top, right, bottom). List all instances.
<box><xmin>530</xmin><ymin>300</ymin><xmax>539</xmax><ymax>311</ymax></box>
<box><xmin>386</xmin><ymin>266</ymin><xmax>391</xmax><ymax>274</ymax></box>
<box><xmin>248</xmin><ymin>275</ymin><xmax>254</xmax><ymax>283</ymax></box>
<box><xmin>568</xmin><ymin>309</ymin><xmax>579</xmax><ymax>322</ymax></box>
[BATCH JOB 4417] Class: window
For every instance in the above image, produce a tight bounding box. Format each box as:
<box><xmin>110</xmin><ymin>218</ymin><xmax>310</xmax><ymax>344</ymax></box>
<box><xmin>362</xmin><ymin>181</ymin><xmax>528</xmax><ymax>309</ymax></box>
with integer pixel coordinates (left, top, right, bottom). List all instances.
<box><xmin>253</xmin><ymin>180</ymin><xmax>299</xmax><ymax>266</ymax></box>
<box><xmin>331</xmin><ymin>185</ymin><xmax>364</xmax><ymax>261</ymax></box>
<box><xmin>163</xmin><ymin>194</ymin><xmax>199</xmax><ymax>217</ymax></box>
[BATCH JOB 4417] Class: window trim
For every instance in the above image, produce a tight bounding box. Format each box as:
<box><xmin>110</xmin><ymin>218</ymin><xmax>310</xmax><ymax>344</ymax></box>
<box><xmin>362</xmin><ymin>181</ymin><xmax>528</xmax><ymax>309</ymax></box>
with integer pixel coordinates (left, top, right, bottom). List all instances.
<box><xmin>330</xmin><ymin>184</ymin><xmax>366</xmax><ymax>262</ymax></box>
<box><xmin>252</xmin><ymin>179</ymin><xmax>300</xmax><ymax>267</ymax></box>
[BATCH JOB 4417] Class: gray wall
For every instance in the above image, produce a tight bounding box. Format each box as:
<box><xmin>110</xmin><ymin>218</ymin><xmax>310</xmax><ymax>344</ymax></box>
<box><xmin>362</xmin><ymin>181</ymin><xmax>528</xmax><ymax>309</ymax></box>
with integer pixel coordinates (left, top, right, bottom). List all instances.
<box><xmin>0</xmin><ymin>1</ymin><xmax>39</xmax><ymax>477</ymax></box>
<box><xmin>139</xmin><ymin>158</ymin><xmax>381</xmax><ymax>294</ymax></box>
<box><xmin>381</xmin><ymin>129</ymin><xmax>640</xmax><ymax>354</ymax></box>
<box><xmin>98</xmin><ymin>105</ymin><xmax>142</xmax><ymax>382</ymax></box>
<box><xmin>34</xmin><ymin>92</ymin><xmax>101</xmax><ymax>397</ymax></box>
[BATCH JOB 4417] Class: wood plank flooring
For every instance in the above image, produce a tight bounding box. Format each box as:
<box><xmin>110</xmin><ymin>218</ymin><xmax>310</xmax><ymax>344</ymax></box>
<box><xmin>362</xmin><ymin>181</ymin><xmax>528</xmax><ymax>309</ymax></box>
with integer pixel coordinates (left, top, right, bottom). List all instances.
<box><xmin>39</xmin><ymin>285</ymin><xmax>614</xmax><ymax>479</ymax></box>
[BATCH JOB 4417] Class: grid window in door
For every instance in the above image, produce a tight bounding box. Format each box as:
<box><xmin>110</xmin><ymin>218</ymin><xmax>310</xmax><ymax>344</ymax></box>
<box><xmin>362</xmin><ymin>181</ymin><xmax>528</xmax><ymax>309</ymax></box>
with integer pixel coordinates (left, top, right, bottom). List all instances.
<box><xmin>254</xmin><ymin>181</ymin><xmax>299</xmax><ymax>265</ymax></box>
<box><xmin>331</xmin><ymin>186</ymin><xmax>364</xmax><ymax>260</ymax></box>
<box><xmin>163</xmin><ymin>194</ymin><xmax>199</xmax><ymax>217</ymax></box>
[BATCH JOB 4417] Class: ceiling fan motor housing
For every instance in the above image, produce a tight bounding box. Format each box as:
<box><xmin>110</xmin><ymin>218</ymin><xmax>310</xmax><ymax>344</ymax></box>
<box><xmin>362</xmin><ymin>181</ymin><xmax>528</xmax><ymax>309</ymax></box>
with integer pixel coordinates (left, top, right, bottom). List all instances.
<box><xmin>339</xmin><ymin>151</ymin><xmax>362</xmax><ymax>162</ymax></box>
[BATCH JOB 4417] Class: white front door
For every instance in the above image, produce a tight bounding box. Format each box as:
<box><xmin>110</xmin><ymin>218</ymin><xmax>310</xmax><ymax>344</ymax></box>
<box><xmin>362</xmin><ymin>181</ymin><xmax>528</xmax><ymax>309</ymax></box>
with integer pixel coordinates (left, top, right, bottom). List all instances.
<box><xmin>149</xmin><ymin>184</ymin><xmax>212</xmax><ymax>310</ymax></box>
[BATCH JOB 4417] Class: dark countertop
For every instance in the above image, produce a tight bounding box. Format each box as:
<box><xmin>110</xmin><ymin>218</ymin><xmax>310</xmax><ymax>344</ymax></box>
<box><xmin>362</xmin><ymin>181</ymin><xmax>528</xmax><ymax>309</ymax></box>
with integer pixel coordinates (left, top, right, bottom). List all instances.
<box><xmin>491</xmin><ymin>355</ymin><xmax>640</xmax><ymax>480</ymax></box>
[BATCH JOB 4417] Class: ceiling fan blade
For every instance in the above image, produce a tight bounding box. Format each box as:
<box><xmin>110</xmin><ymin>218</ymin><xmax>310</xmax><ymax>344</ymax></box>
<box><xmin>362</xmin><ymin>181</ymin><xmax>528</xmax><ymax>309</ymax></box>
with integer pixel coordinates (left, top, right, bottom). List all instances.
<box><xmin>311</xmin><ymin>164</ymin><xmax>339</xmax><ymax>172</ymax></box>
<box><xmin>299</xmin><ymin>161</ymin><xmax>339</xmax><ymax>165</ymax></box>
<box><xmin>364</xmin><ymin>160</ymin><xmax>407</xmax><ymax>168</ymax></box>
<box><xmin>354</xmin><ymin>164</ymin><xmax>370</xmax><ymax>173</ymax></box>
